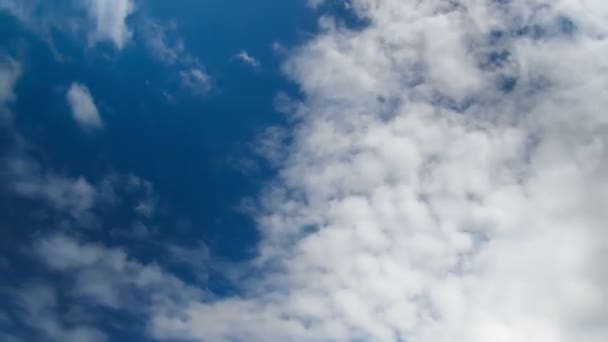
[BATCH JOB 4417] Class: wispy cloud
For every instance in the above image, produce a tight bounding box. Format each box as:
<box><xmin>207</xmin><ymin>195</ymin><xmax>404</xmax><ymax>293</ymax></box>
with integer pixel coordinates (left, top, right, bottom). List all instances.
<box><xmin>0</xmin><ymin>57</ymin><xmax>20</xmax><ymax>124</ymax></box>
<box><xmin>140</xmin><ymin>20</ymin><xmax>188</xmax><ymax>65</ymax></box>
<box><xmin>179</xmin><ymin>68</ymin><xmax>212</xmax><ymax>95</ymax></box>
<box><xmin>233</xmin><ymin>50</ymin><xmax>260</xmax><ymax>69</ymax></box>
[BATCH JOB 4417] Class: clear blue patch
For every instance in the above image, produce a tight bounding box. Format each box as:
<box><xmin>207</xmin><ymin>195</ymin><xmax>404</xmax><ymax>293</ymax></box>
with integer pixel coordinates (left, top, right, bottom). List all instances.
<box><xmin>498</xmin><ymin>75</ymin><xmax>518</xmax><ymax>93</ymax></box>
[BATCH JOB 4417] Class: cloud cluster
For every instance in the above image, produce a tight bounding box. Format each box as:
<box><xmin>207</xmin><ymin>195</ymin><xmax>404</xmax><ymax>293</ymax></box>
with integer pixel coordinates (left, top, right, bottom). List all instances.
<box><xmin>145</xmin><ymin>1</ymin><xmax>608</xmax><ymax>341</ymax></box>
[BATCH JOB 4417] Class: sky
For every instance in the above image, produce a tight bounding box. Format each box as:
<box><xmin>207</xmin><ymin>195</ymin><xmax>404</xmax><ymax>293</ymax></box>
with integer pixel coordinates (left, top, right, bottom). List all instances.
<box><xmin>0</xmin><ymin>0</ymin><xmax>607</xmax><ymax>341</ymax></box>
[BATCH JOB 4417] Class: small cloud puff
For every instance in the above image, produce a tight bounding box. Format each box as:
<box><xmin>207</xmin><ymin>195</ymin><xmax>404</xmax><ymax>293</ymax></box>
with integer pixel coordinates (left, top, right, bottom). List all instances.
<box><xmin>66</xmin><ymin>82</ymin><xmax>103</xmax><ymax>130</ymax></box>
<box><xmin>233</xmin><ymin>50</ymin><xmax>260</xmax><ymax>69</ymax></box>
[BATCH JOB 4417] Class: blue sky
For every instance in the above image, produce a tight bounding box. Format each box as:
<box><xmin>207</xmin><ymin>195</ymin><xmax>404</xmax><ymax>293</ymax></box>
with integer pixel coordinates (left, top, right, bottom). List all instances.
<box><xmin>1</xmin><ymin>1</ymin><xmax>608</xmax><ymax>342</ymax></box>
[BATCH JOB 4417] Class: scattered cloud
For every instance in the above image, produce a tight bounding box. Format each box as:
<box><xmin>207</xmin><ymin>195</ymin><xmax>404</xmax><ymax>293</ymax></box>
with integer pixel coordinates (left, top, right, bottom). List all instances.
<box><xmin>233</xmin><ymin>50</ymin><xmax>260</xmax><ymax>69</ymax></box>
<box><xmin>66</xmin><ymin>82</ymin><xmax>103</xmax><ymax>131</ymax></box>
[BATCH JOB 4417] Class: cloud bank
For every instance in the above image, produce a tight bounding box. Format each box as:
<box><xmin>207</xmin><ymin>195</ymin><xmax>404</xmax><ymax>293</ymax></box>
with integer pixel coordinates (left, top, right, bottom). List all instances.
<box><xmin>146</xmin><ymin>1</ymin><xmax>608</xmax><ymax>341</ymax></box>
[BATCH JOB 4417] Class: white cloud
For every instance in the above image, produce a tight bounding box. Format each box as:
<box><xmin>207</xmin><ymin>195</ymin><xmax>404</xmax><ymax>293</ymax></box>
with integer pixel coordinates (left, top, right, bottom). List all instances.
<box><xmin>84</xmin><ymin>0</ymin><xmax>134</xmax><ymax>49</ymax></box>
<box><xmin>142</xmin><ymin>1</ymin><xmax>608</xmax><ymax>341</ymax></box>
<box><xmin>179</xmin><ymin>68</ymin><xmax>211</xmax><ymax>95</ymax></box>
<box><xmin>66</xmin><ymin>82</ymin><xmax>103</xmax><ymax>130</ymax></box>
<box><xmin>233</xmin><ymin>50</ymin><xmax>260</xmax><ymax>69</ymax></box>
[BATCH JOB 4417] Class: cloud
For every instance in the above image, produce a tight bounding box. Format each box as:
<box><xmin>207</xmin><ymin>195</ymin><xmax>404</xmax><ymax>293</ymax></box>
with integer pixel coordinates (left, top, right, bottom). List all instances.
<box><xmin>33</xmin><ymin>234</ymin><xmax>203</xmax><ymax>318</ymax></box>
<box><xmin>233</xmin><ymin>50</ymin><xmax>260</xmax><ymax>69</ymax></box>
<box><xmin>13</xmin><ymin>284</ymin><xmax>107</xmax><ymax>342</ymax></box>
<box><xmin>140</xmin><ymin>20</ymin><xmax>188</xmax><ymax>65</ymax></box>
<box><xmin>143</xmin><ymin>1</ymin><xmax>608</xmax><ymax>341</ymax></box>
<box><xmin>0</xmin><ymin>57</ymin><xmax>21</xmax><ymax>123</ymax></box>
<box><xmin>0</xmin><ymin>0</ymin><xmax>135</xmax><ymax>52</ymax></box>
<box><xmin>4</xmin><ymin>1</ymin><xmax>608</xmax><ymax>341</ymax></box>
<box><xmin>0</xmin><ymin>57</ymin><xmax>20</xmax><ymax>106</ymax></box>
<box><xmin>84</xmin><ymin>0</ymin><xmax>134</xmax><ymax>49</ymax></box>
<box><xmin>179</xmin><ymin>68</ymin><xmax>212</xmax><ymax>95</ymax></box>
<box><xmin>3</xmin><ymin>148</ymin><xmax>160</xmax><ymax>225</ymax></box>
<box><xmin>138</xmin><ymin>19</ymin><xmax>213</xmax><ymax>96</ymax></box>
<box><xmin>66</xmin><ymin>82</ymin><xmax>103</xmax><ymax>130</ymax></box>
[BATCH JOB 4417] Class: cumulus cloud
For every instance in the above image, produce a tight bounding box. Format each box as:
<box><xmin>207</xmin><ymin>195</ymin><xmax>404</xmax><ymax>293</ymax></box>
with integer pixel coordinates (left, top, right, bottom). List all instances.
<box><xmin>84</xmin><ymin>0</ymin><xmax>134</xmax><ymax>49</ymax></box>
<box><xmin>66</xmin><ymin>82</ymin><xmax>103</xmax><ymax>130</ymax></box>
<box><xmin>143</xmin><ymin>1</ymin><xmax>608</xmax><ymax>341</ymax></box>
<box><xmin>233</xmin><ymin>50</ymin><xmax>260</xmax><ymax>69</ymax></box>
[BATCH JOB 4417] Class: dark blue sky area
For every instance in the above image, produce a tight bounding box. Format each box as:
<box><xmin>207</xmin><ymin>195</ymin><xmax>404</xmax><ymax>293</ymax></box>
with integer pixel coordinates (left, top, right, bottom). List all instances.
<box><xmin>0</xmin><ymin>0</ymin><xmax>328</xmax><ymax>262</ymax></box>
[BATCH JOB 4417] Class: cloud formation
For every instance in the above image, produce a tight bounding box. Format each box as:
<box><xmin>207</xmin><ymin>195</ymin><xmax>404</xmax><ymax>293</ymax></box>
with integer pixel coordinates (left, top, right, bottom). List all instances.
<box><xmin>145</xmin><ymin>1</ymin><xmax>608</xmax><ymax>341</ymax></box>
<box><xmin>4</xmin><ymin>1</ymin><xmax>608</xmax><ymax>341</ymax></box>
<box><xmin>66</xmin><ymin>82</ymin><xmax>103</xmax><ymax>130</ymax></box>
